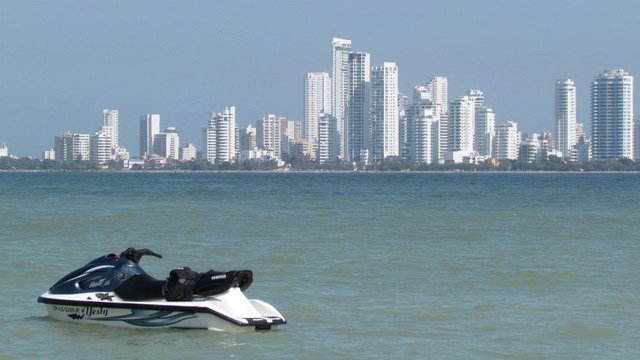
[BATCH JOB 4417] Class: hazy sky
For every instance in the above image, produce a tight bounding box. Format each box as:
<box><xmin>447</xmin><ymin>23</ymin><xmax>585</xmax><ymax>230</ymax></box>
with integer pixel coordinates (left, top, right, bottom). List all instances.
<box><xmin>1</xmin><ymin>0</ymin><xmax>639</xmax><ymax>157</ymax></box>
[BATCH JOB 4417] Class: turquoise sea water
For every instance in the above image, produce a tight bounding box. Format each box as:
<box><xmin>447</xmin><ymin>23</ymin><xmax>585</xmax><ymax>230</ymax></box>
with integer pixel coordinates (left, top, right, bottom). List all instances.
<box><xmin>0</xmin><ymin>172</ymin><xmax>639</xmax><ymax>359</ymax></box>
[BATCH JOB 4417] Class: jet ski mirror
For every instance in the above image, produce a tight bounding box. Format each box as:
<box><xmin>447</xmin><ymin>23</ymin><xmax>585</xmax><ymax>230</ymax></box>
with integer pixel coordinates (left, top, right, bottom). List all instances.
<box><xmin>120</xmin><ymin>247</ymin><xmax>163</xmax><ymax>263</ymax></box>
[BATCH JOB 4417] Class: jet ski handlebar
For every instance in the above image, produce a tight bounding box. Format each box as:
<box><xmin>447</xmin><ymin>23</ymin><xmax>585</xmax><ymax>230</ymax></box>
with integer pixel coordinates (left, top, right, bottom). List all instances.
<box><xmin>120</xmin><ymin>247</ymin><xmax>163</xmax><ymax>263</ymax></box>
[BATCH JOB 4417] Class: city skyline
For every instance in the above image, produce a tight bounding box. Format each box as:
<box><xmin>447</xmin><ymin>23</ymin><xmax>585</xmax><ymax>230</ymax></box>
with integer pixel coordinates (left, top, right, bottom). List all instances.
<box><xmin>0</xmin><ymin>60</ymin><xmax>635</xmax><ymax>165</ymax></box>
<box><xmin>0</xmin><ymin>33</ymin><xmax>635</xmax><ymax>165</ymax></box>
<box><xmin>1</xmin><ymin>1</ymin><xmax>640</xmax><ymax>157</ymax></box>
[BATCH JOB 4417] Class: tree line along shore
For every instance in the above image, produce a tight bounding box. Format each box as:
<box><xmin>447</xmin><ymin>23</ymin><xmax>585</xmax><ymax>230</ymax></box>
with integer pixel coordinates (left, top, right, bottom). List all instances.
<box><xmin>2</xmin><ymin>156</ymin><xmax>640</xmax><ymax>172</ymax></box>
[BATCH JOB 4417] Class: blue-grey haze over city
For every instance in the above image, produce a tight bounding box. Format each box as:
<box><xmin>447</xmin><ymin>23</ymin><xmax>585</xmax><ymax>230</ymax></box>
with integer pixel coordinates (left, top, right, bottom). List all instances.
<box><xmin>1</xmin><ymin>0</ymin><xmax>639</xmax><ymax>157</ymax></box>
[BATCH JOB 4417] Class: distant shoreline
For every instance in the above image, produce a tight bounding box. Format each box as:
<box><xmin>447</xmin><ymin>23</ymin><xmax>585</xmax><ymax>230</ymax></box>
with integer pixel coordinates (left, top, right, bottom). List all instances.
<box><xmin>1</xmin><ymin>169</ymin><xmax>640</xmax><ymax>174</ymax></box>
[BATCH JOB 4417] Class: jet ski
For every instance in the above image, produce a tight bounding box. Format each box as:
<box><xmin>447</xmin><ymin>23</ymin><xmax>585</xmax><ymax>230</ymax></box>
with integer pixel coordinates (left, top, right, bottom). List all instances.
<box><xmin>37</xmin><ymin>248</ymin><xmax>286</xmax><ymax>331</ymax></box>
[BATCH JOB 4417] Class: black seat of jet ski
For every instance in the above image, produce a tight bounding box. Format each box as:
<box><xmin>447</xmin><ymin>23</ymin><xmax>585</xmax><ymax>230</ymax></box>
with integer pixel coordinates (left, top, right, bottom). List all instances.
<box><xmin>115</xmin><ymin>274</ymin><xmax>165</xmax><ymax>301</ymax></box>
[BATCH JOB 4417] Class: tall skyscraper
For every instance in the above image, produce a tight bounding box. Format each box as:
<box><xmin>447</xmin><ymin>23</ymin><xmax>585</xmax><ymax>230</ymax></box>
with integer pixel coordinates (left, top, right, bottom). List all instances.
<box><xmin>257</xmin><ymin>114</ymin><xmax>283</xmax><ymax>159</ymax></box>
<box><xmin>239</xmin><ymin>125</ymin><xmax>257</xmax><ymax>152</ymax></box>
<box><xmin>370</xmin><ymin>62</ymin><xmax>399</xmax><ymax>162</ymax></box>
<box><xmin>346</xmin><ymin>51</ymin><xmax>371</xmax><ymax>162</ymax></box>
<box><xmin>280</xmin><ymin>119</ymin><xmax>302</xmax><ymax>157</ymax></box>
<box><xmin>591</xmin><ymin>69</ymin><xmax>634</xmax><ymax>160</ymax></box>
<box><xmin>475</xmin><ymin>107</ymin><xmax>495</xmax><ymax>157</ymax></box>
<box><xmin>102</xmin><ymin>109</ymin><xmax>119</xmax><ymax>148</ymax></box>
<box><xmin>304</xmin><ymin>72</ymin><xmax>331</xmax><ymax>145</ymax></box>
<box><xmin>280</xmin><ymin>119</ymin><xmax>302</xmax><ymax>141</ymax></box>
<box><xmin>54</xmin><ymin>132</ymin><xmax>72</xmax><ymax>162</ymax></box>
<box><xmin>398</xmin><ymin>93</ymin><xmax>410</xmax><ymax>161</ymax></box>
<box><xmin>408</xmin><ymin>102</ymin><xmax>440</xmax><ymax>165</ymax></box>
<box><xmin>518</xmin><ymin>133</ymin><xmax>544</xmax><ymax>163</ymax></box>
<box><xmin>154</xmin><ymin>127</ymin><xmax>180</xmax><ymax>160</ymax></box>
<box><xmin>494</xmin><ymin>121</ymin><xmax>520</xmax><ymax>160</ymax></box>
<box><xmin>332</xmin><ymin>38</ymin><xmax>353</xmax><ymax>160</ymax></box>
<box><xmin>216</xmin><ymin>107</ymin><xmax>236</xmax><ymax>163</ymax></box>
<box><xmin>91</xmin><ymin>126</ymin><xmax>113</xmax><ymax>165</ymax></box>
<box><xmin>53</xmin><ymin>133</ymin><xmax>90</xmax><ymax>162</ymax></box>
<box><xmin>413</xmin><ymin>85</ymin><xmax>431</xmax><ymax>102</ymax></box>
<box><xmin>427</xmin><ymin>76</ymin><xmax>449</xmax><ymax>161</ymax></box>
<box><xmin>428</xmin><ymin>76</ymin><xmax>449</xmax><ymax>114</ymax></box>
<box><xmin>407</xmin><ymin>85</ymin><xmax>441</xmax><ymax>164</ymax></box>
<box><xmin>139</xmin><ymin>114</ymin><xmax>160</xmax><ymax>158</ymax></box>
<box><xmin>448</xmin><ymin>96</ymin><xmax>475</xmax><ymax>154</ymax></box>
<box><xmin>466</xmin><ymin>89</ymin><xmax>484</xmax><ymax>152</ymax></box>
<box><xmin>555</xmin><ymin>79</ymin><xmax>577</xmax><ymax>159</ymax></box>
<box><xmin>317</xmin><ymin>113</ymin><xmax>339</xmax><ymax>164</ymax></box>
<box><xmin>72</xmin><ymin>134</ymin><xmax>91</xmax><ymax>161</ymax></box>
<box><xmin>466</xmin><ymin>89</ymin><xmax>484</xmax><ymax>103</ymax></box>
<box><xmin>576</xmin><ymin>135</ymin><xmax>591</xmax><ymax>164</ymax></box>
<box><xmin>203</xmin><ymin>106</ymin><xmax>237</xmax><ymax>163</ymax></box>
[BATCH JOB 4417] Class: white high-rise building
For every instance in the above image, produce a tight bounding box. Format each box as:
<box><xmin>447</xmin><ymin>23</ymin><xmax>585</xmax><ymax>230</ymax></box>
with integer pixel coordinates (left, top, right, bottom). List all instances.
<box><xmin>317</xmin><ymin>113</ymin><xmax>339</xmax><ymax>164</ymax></box>
<box><xmin>54</xmin><ymin>132</ymin><xmax>71</xmax><ymax>162</ymax></box>
<box><xmin>466</xmin><ymin>89</ymin><xmax>484</xmax><ymax>152</ymax></box>
<box><xmin>448</xmin><ymin>96</ymin><xmax>475</xmax><ymax>154</ymax></box>
<box><xmin>257</xmin><ymin>114</ymin><xmax>282</xmax><ymax>159</ymax></box>
<box><xmin>476</xmin><ymin>107</ymin><xmax>495</xmax><ymax>157</ymax></box>
<box><xmin>102</xmin><ymin>109</ymin><xmax>119</xmax><ymax>148</ymax></box>
<box><xmin>168</xmin><ymin>128</ymin><xmax>181</xmax><ymax>161</ymax></box>
<box><xmin>203</xmin><ymin>106</ymin><xmax>237</xmax><ymax>163</ymax></box>
<box><xmin>467</xmin><ymin>89</ymin><xmax>484</xmax><ymax>107</ymax></box>
<box><xmin>494</xmin><ymin>121</ymin><xmax>520</xmax><ymax>160</ymax></box>
<box><xmin>591</xmin><ymin>69</ymin><xmax>634</xmax><ymax>160</ymax></box>
<box><xmin>139</xmin><ymin>114</ymin><xmax>160</xmax><ymax>158</ymax></box>
<box><xmin>57</xmin><ymin>133</ymin><xmax>90</xmax><ymax>162</ymax></box>
<box><xmin>398</xmin><ymin>93</ymin><xmax>410</xmax><ymax>161</ymax></box>
<box><xmin>73</xmin><ymin>134</ymin><xmax>91</xmax><ymax>161</ymax></box>
<box><xmin>332</xmin><ymin>38</ymin><xmax>352</xmax><ymax>160</ymax></box>
<box><xmin>304</xmin><ymin>72</ymin><xmax>331</xmax><ymax>145</ymax></box>
<box><xmin>154</xmin><ymin>127</ymin><xmax>180</xmax><ymax>160</ymax></box>
<box><xmin>180</xmin><ymin>143</ymin><xmax>197</xmax><ymax>161</ymax></box>
<box><xmin>370</xmin><ymin>62</ymin><xmax>399</xmax><ymax>162</ymax></box>
<box><xmin>413</xmin><ymin>85</ymin><xmax>432</xmax><ymax>102</ymax></box>
<box><xmin>555</xmin><ymin>79</ymin><xmax>577</xmax><ymax>159</ymax></box>
<box><xmin>203</xmin><ymin>127</ymin><xmax>216</xmax><ymax>163</ymax></box>
<box><xmin>91</xmin><ymin>126</ymin><xmax>113</xmax><ymax>165</ymax></box>
<box><xmin>518</xmin><ymin>133</ymin><xmax>544</xmax><ymax>163</ymax></box>
<box><xmin>346</xmin><ymin>51</ymin><xmax>371</xmax><ymax>162</ymax></box>
<box><xmin>407</xmin><ymin>85</ymin><xmax>442</xmax><ymax>164</ymax></box>
<box><xmin>280</xmin><ymin>119</ymin><xmax>301</xmax><ymax>141</ymax></box>
<box><xmin>576</xmin><ymin>135</ymin><xmax>591</xmax><ymax>164</ymax></box>
<box><xmin>427</xmin><ymin>76</ymin><xmax>449</xmax><ymax>160</ymax></box>
<box><xmin>215</xmin><ymin>107</ymin><xmax>236</xmax><ymax>163</ymax></box>
<box><xmin>414</xmin><ymin>77</ymin><xmax>448</xmax><ymax>115</ymax></box>
<box><xmin>280</xmin><ymin>119</ymin><xmax>302</xmax><ymax>157</ymax></box>
<box><xmin>239</xmin><ymin>125</ymin><xmax>257</xmax><ymax>152</ymax></box>
<box><xmin>408</xmin><ymin>102</ymin><xmax>440</xmax><ymax>164</ymax></box>
<box><xmin>428</xmin><ymin>76</ymin><xmax>449</xmax><ymax>114</ymax></box>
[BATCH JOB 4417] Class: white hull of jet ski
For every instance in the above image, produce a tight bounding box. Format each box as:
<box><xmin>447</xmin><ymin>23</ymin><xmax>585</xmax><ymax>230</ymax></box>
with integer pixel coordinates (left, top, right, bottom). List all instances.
<box><xmin>39</xmin><ymin>287</ymin><xmax>286</xmax><ymax>331</ymax></box>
